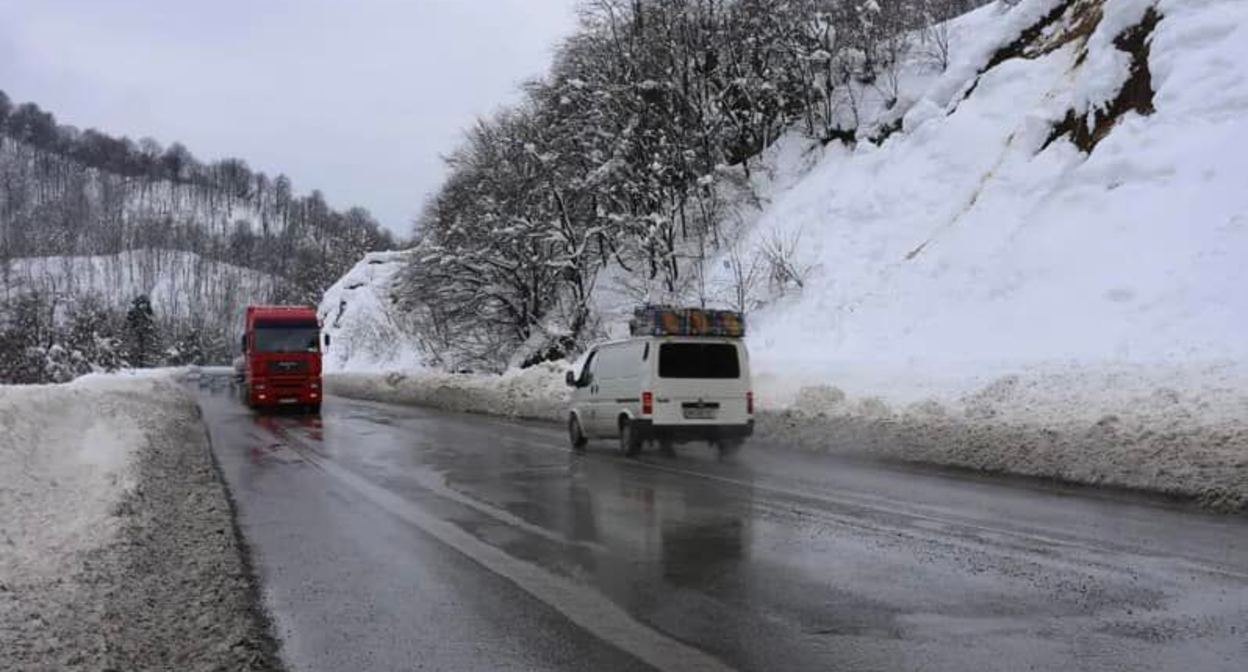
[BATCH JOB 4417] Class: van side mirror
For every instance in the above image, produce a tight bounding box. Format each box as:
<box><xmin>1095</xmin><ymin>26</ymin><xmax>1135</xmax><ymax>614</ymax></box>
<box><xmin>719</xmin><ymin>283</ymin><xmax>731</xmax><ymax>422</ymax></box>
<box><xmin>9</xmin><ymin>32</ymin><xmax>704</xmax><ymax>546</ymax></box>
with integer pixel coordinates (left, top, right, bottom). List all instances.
<box><xmin>324</xmin><ymin>333</ymin><xmax>331</xmax><ymax>349</ymax></box>
<box><xmin>240</xmin><ymin>334</ymin><xmax>247</xmax><ymax>354</ymax></box>
<box><xmin>565</xmin><ymin>371</ymin><xmax>577</xmax><ymax>388</ymax></box>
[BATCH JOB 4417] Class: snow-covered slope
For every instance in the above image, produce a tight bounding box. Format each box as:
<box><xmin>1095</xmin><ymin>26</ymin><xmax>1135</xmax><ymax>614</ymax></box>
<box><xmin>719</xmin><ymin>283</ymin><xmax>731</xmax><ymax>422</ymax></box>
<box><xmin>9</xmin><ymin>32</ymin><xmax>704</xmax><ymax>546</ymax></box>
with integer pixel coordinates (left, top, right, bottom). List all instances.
<box><xmin>323</xmin><ymin>0</ymin><xmax>1248</xmax><ymax>506</ymax></box>
<box><xmin>702</xmin><ymin>0</ymin><xmax>1248</xmax><ymax>410</ymax></box>
<box><xmin>2</xmin><ymin>249</ymin><xmax>277</xmax><ymax>330</ymax></box>
<box><xmin>318</xmin><ymin>251</ymin><xmax>425</xmax><ymax>373</ymax></box>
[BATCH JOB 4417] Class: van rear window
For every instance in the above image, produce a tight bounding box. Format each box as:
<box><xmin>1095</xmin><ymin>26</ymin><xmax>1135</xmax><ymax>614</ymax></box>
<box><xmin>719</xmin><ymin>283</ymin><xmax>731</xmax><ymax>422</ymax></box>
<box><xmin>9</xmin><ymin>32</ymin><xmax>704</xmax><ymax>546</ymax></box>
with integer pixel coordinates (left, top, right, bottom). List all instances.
<box><xmin>658</xmin><ymin>343</ymin><xmax>740</xmax><ymax>379</ymax></box>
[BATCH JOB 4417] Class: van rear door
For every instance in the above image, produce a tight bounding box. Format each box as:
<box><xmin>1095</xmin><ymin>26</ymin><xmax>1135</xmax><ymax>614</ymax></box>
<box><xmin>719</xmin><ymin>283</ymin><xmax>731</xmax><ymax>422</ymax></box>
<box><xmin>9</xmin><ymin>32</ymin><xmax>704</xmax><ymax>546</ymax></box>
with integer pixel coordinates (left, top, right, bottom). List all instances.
<box><xmin>652</xmin><ymin>340</ymin><xmax>750</xmax><ymax>426</ymax></box>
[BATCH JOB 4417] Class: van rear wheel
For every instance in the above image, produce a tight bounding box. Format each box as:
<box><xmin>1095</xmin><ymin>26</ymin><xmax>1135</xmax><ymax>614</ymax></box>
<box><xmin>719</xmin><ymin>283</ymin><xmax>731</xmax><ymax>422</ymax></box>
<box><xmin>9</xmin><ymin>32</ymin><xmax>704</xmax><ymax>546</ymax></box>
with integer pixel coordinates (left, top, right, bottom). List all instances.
<box><xmin>715</xmin><ymin>438</ymin><xmax>744</xmax><ymax>459</ymax></box>
<box><xmin>569</xmin><ymin>415</ymin><xmax>588</xmax><ymax>451</ymax></box>
<box><xmin>619</xmin><ymin>418</ymin><xmax>643</xmax><ymax>457</ymax></box>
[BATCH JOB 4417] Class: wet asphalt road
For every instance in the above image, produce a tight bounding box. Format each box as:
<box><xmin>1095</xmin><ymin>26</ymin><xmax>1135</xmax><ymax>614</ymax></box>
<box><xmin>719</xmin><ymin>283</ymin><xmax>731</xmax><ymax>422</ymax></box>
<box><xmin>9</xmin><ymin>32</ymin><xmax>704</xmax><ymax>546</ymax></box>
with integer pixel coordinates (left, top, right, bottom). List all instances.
<box><xmin>192</xmin><ymin>373</ymin><xmax>1248</xmax><ymax>672</ymax></box>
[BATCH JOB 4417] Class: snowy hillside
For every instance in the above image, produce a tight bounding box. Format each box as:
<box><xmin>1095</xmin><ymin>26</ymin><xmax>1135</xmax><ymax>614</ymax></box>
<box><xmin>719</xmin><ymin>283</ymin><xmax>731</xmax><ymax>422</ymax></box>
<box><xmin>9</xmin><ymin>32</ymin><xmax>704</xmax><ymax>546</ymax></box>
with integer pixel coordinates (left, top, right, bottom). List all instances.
<box><xmin>1</xmin><ymin>93</ymin><xmax>393</xmax><ymax>381</ymax></box>
<box><xmin>711</xmin><ymin>0</ymin><xmax>1248</xmax><ymax>414</ymax></box>
<box><xmin>328</xmin><ymin>0</ymin><xmax>1248</xmax><ymax>403</ymax></box>
<box><xmin>0</xmin><ymin>249</ymin><xmax>278</xmax><ymax>381</ymax></box>
<box><xmin>318</xmin><ymin>251</ymin><xmax>425</xmax><ymax>372</ymax></box>
<box><xmin>3</xmin><ymin>249</ymin><xmax>277</xmax><ymax>330</ymax></box>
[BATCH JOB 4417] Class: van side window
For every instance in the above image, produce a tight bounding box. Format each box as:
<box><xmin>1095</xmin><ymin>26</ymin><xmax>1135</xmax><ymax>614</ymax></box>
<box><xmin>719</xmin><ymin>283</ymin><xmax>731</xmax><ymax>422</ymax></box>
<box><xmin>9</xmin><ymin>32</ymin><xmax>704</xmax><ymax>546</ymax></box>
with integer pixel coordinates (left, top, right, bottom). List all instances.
<box><xmin>579</xmin><ymin>351</ymin><xmax>597</xmax><ymax>386</ymax></box>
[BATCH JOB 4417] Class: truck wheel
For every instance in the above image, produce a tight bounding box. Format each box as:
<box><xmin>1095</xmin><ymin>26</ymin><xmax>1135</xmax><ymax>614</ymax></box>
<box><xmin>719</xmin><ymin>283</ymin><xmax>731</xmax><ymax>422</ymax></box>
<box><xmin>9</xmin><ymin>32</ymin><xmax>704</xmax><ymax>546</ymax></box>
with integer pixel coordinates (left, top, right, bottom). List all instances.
<box><xmin>307</xmin><ymin>404</ymin><xmax>322</xmax><ymax>416</ymax></box>
<box><xmin>569</xmin><ymin>415</ymin><xmax>588</xmax><ymax>451</ymax></box>
<box><xmin>619</xmin><ymin>418</ymin><xmax>643</xmax><ymax>457</ymax></box>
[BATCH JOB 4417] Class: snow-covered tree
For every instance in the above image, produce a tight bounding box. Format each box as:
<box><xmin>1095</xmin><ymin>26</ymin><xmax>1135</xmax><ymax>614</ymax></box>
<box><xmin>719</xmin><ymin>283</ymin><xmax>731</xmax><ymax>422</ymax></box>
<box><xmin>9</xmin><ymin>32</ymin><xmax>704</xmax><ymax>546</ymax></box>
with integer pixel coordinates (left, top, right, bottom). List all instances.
<box><xmin>393</xmin><ymin>0</ymin><xmax>988</xmax><ymax>369</ymax></box>
<box><xmin>125</xmin><ymin>295</ymin><xmax>161</xmax><ymax>369</ymax></box>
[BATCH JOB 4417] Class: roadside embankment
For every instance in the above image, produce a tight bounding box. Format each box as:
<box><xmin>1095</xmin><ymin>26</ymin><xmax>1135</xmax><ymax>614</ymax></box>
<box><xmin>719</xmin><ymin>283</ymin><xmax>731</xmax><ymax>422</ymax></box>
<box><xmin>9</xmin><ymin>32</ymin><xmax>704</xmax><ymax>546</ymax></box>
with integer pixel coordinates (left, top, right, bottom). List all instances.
<box><xmin>328</xmin><ymin>362</ymin><xmax>1248</xmax><ymax>512</ymax></box>
<box><xmin>328</xmin><ymin>365</ymin><xmax>569</xmax><ymax>422</ymax></box>
<box><xmin>0</xmin><ymin>374</ymin><xmax>282</xmax><ymax>671</ymax></box>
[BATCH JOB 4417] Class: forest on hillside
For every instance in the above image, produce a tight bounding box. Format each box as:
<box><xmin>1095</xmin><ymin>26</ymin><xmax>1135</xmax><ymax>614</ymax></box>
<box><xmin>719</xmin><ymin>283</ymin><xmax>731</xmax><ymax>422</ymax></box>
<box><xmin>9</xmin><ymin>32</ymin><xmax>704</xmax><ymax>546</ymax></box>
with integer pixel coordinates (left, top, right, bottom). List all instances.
<box><xmin>398</xmin><ymin>0</ymin><xmax>981</xmax><ymax>371</ymax></box>
<box><xmin>0</xmin><ymin>90</ymin><xmax>396</xmax><ymax>382</ymax></box>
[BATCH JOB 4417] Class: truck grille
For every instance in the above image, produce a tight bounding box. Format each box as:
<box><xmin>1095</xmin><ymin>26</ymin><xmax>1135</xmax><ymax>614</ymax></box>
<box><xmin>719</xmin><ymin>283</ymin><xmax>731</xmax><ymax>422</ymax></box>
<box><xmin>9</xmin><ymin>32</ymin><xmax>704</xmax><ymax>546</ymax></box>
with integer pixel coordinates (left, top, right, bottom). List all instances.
<box><xmin>272</xmin><ymin>361</ymin><xmax>307</xmax><ymax>373</ymax></box>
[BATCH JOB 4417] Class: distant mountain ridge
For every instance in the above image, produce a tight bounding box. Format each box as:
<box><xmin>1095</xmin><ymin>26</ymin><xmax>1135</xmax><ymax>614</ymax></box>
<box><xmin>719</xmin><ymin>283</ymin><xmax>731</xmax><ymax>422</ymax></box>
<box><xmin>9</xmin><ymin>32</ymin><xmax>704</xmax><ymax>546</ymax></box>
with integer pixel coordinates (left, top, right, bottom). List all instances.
<box><xmin>0</xmin><ymin>91</ymin><xmax>395</xmax><ymax>381</ymax></box>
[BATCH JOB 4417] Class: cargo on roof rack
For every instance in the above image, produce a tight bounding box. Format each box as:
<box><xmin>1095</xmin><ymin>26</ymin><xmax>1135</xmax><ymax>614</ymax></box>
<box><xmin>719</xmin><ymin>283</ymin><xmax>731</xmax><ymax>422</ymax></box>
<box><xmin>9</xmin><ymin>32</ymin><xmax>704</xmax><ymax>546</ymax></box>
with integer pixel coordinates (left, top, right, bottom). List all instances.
<box><xmin>629</xmin><ymin>306</ymin><xmax>746</xmax><ymax>338</ymax></box>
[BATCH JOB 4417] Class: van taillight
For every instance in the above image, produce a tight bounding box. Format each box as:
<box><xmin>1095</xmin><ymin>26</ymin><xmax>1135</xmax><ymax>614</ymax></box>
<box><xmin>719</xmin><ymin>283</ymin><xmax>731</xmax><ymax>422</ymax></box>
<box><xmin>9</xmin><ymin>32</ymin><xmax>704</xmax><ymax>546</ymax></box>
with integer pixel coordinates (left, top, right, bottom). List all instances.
<box><xmin>747</xmin><ymin>391</ymin><xmax>754</xmax><ymax>415</ymax></box>
<box><xmin>642</xmin><ymin>391</ymin><xmax>653</xmax><ymax>415</ymax></box>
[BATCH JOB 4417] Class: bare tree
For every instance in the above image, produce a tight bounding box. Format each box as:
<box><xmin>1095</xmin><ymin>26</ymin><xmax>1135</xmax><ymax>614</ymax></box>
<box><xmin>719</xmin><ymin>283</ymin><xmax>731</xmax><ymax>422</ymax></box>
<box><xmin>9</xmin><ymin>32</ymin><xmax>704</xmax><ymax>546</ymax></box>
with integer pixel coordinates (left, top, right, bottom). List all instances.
<box><xmin>760</xmin><ymin>226</ymin><xmax>816</xmax><ymax>293</ymax></box>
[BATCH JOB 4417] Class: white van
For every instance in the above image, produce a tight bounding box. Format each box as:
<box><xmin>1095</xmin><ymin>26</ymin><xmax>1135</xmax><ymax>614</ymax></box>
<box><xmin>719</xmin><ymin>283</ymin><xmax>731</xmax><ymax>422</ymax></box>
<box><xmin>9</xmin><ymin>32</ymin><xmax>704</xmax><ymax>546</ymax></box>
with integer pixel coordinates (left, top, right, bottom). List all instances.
<box><xmin>565</xmin><ymin>336</ymin><xmax>754</xmax><ymax>456</ymax></box>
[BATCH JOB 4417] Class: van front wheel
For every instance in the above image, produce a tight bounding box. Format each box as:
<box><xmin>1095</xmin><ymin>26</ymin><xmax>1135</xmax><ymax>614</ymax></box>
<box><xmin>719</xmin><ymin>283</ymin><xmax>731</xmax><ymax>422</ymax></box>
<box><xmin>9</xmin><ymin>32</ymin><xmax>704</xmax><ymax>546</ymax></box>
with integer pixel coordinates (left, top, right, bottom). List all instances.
<box><xmin>569</xmin><ymin>415</ymin><xmax>588</xmax><ymax>451</ymax></box>
<box><xmin>619</xmin><ymin>418</ymin><xmax>643</xmax><ymax>457</ymax></box>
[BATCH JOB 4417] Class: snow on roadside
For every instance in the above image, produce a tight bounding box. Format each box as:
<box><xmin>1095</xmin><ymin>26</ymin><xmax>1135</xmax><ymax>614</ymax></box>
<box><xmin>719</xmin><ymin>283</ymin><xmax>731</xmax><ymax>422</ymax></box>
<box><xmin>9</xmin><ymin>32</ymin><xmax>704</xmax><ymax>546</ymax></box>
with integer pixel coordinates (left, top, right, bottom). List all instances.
<box><xmin>755</xmin><ymin>360</ymin><xmax>1248</xmax><ymax>510</ymax></box>
<box><xmin>1</xmin><ymin>373</ymin><xmax>283</xmax><ymax>671</ymax></box>
<box><xmin>0</xmin><ymin>374</ymin><xmax>193</xmax><ymax>587</ymax></box>
<box><xmin>327</xmin><ymin>359</ymin><xmax>1248</xmax><ymax>510</ymax></box>
<box><xmin>328</xmin><ymin>364</ymin><xmax>569</xmax><ymax>423</ymax></box>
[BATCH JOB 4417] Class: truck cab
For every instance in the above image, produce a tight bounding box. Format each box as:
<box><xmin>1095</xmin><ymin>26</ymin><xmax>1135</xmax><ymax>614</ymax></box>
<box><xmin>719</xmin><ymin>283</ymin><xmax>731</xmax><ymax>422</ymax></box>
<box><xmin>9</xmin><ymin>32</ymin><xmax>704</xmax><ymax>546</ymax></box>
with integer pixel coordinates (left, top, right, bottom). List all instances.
<box><xmin>241</xmin><ymin>305</ymin><xmax>324</xmax><ymax>413</ymax></box>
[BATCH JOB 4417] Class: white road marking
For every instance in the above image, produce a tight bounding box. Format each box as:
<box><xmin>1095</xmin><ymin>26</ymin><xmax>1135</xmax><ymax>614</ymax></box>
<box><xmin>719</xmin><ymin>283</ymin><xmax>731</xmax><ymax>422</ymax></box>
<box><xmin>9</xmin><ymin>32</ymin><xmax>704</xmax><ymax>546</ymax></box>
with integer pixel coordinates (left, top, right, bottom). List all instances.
<box><xmin>335</xmin><ymin>398</ymin><xmax>1248</xmax><ymax>582</ymax></box>
<box><xmin>280</xmin><ymin>418</ymin><xmax>612</xmax><ymax>555</ymax></box>
<box><xmin>281</xmin><ymin>435</ymin><xmax>740</xmax><ymax>672</ymax></box>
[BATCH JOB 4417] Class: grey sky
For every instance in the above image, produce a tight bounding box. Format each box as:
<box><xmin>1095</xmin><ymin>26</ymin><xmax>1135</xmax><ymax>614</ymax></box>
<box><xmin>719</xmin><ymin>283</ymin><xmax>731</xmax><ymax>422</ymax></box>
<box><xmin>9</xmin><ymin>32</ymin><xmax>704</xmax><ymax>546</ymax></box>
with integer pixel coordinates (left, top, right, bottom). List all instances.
<box><xmin>0</xmin><ymin>0</ymin><xmax>580</xmax><ymax>235</ymax></box>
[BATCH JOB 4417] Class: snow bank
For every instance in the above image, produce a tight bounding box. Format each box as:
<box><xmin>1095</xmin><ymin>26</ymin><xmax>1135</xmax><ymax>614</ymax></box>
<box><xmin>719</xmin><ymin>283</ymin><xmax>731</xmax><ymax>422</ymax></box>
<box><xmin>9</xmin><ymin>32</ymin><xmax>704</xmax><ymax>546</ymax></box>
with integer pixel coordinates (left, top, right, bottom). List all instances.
<box><xmin>756</xmin><ymin>361</ymin><xmax>1248</xmax><ymax>510</ymax></box>
<box><xmin>0</xmin><ymin>374</ymin><xmax>196</xmax><ymax>587</ymax></box>
<box><xmin>1</xmin><ymin>373</ymin><xmax>284</xmax><ymax>671</ymax></box>
<box><xmin>328</xmin><ymin>359</ymin><xmax>1248</xmax><ymax>510</ymax></box>
<box><xmin>327</xmin><ymin>363</ymin><xmax>569</xmax><ymax>422</ymax></box>
<box><xmin>319</xmin><ymin>251</ymin><xmax>426</xmax><ymax>373</ymax></box>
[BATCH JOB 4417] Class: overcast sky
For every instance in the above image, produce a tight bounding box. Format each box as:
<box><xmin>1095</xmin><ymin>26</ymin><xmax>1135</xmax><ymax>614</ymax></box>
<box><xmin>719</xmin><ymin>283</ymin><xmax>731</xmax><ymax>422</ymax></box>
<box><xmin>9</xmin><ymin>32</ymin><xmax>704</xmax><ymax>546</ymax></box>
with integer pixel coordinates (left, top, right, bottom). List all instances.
<box><xmin>0</xmin><ymin>0</ymin><xmax>580</xmax><ymax>235</ymax></box>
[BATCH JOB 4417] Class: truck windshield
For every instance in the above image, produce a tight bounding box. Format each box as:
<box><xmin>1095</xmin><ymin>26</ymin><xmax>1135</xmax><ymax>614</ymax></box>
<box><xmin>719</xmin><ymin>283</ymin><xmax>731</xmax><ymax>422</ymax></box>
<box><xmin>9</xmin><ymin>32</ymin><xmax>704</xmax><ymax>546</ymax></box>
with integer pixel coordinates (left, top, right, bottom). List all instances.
<box><xmin>254</xmin><ymin>326</ymin><xmax>319</xmax><ymax>353</ymax></box>
<box><xmin>658</xmin><ymin>343</ymin><xmax>740</xmax><ymax>379</ymax></box>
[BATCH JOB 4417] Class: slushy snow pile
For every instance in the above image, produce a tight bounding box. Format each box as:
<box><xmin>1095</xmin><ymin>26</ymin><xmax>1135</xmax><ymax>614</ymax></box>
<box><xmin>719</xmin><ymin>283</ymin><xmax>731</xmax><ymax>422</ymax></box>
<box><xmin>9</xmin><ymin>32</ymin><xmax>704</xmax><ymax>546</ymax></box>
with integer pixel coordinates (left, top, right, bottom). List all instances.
<box><xmin>1</xmin><ymin>373</ymin><xmax>285</xmax><ymax>671</ymax></box>
<box><xmin>328</xmin><ymin>363</ymin><xmax>569</xmax><ymax>422</ymax></box>
<box><xmin>0</xmin><ymin>374</ymin><xmax>194</xmax><ymax>587</ymax></box>
<box><xmin>324</xmin><ymin>0</ymin><xmax>1248</xmax><ymax>507</ymax></box>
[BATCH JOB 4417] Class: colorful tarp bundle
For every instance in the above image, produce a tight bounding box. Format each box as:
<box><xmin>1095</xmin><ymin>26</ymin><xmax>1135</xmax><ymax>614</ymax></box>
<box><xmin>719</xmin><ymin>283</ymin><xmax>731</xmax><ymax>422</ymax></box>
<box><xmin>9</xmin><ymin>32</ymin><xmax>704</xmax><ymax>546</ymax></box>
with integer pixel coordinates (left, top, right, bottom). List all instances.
<box><xmin>629</xmin><ymin>306</ymin><xmax>747</xmax><ymax>338</ymax></box>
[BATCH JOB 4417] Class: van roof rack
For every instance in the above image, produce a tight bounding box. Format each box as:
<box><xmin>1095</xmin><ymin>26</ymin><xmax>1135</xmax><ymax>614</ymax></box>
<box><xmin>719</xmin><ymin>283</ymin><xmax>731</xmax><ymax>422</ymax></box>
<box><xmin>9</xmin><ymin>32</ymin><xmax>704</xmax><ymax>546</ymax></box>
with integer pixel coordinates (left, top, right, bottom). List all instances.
<box><xmin>629</xmin><ymin>306</ymin><xmax>746</xmax><ymax>338</ymax></box>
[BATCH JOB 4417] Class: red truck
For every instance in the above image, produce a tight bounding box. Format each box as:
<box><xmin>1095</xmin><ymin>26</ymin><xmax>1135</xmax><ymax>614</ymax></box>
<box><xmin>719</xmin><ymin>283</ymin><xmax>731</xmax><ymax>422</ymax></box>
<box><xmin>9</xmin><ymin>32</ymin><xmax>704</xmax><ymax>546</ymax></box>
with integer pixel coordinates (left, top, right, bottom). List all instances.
<box><xmin>240</xmin><ymin>305</ymin><xmax>325</xmax><ymax>413</ymax></box>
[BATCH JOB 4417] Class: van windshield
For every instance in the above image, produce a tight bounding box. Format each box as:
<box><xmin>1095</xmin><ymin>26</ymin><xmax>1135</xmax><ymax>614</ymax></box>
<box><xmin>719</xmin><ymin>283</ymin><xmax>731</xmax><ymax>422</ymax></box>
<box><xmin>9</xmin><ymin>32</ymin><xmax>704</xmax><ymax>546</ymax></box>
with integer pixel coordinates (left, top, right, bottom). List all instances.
<box><xmin>658</xmin><ymin>343</ymin><xmax>740</xmax><ymax>379</ymax></box>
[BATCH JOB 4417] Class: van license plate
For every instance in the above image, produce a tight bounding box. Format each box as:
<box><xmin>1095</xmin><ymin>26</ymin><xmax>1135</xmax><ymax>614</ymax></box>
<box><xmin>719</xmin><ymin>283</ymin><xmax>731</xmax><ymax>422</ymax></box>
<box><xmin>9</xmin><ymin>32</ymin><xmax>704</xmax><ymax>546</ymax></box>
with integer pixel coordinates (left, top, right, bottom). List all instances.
<box><xmin>684</xmin><ymin>408</ymin><xmax>716</xmax><ymax>420</ymax></box>
<box><xmin>279</xmin><ymin>398</ymin><xmax>299</xmax><ymax>405</ymax></box>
